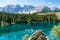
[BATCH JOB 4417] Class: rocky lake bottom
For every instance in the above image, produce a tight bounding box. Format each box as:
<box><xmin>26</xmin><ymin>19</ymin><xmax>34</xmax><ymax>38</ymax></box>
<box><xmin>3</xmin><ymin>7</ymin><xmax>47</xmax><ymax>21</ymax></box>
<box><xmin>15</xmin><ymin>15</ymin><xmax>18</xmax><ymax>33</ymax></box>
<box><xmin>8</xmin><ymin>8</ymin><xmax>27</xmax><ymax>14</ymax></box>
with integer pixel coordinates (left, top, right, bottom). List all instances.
<box><xmin>0</xmin><ymin>22</ymin><xmax>59</xmax><ymax>40</ymax></box>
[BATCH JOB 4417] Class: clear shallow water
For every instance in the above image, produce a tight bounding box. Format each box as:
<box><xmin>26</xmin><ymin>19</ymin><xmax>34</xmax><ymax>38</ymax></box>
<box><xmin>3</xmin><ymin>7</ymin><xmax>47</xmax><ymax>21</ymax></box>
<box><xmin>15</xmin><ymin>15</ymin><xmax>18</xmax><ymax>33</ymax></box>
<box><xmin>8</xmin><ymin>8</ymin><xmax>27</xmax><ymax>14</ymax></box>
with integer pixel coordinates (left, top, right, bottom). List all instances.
<box><xmin>0</xmin><ymin>22</ymin><xmax>59</xmax><ymax>40</ymax></box>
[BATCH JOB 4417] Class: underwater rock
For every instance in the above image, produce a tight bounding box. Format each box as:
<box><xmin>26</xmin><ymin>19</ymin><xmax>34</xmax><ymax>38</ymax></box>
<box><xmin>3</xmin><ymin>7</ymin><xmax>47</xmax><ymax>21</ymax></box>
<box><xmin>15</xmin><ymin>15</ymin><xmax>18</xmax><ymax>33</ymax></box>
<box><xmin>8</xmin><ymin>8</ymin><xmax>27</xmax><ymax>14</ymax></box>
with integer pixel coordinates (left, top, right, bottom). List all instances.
<box><xmin>28</xmin><ymin>30</ymin><xmax>49</xmax><ymax>40</ymax></box>
<box><xmin>37</xmin><ymin>35</ymin><xmax>47</xmax><ymax>40</ymax></box>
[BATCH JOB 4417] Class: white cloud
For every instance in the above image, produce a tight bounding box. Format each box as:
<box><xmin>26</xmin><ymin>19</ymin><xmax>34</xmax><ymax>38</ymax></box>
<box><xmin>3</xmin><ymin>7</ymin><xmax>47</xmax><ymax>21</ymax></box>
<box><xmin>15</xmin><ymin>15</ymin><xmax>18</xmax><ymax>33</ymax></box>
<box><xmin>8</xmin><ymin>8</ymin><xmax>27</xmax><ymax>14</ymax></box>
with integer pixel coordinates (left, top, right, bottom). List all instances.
<box><xmin>0</xmin><ymin>4</ymin><xmax>5</xmax><ymax>7</ymax></box>
<box><xmin>6</xmin><ymin>0</ymin><xmax>17</xmax><ymax>4</ymax></box>
<box><xmin>0</xmin><ymin>0</ymin><xmax>18</xmax><ymax>7</ymax></box>
<box><xmin>48</xmin><ymin>2</ymin><xmax>52</xmax><ymax>5</ymax></box>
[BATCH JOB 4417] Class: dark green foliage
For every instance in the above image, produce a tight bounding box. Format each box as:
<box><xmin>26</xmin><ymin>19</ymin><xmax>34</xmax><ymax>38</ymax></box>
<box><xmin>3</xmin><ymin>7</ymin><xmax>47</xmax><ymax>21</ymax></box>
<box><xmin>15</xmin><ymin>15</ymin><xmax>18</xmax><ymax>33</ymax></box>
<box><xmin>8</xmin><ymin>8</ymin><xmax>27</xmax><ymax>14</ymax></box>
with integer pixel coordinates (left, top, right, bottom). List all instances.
<box><xmin>0</xmin><ymin>12</ymin><xmax>59</xmax><ymax>34</ymax></box>
<box><xmin>0</xmin><ymin>12</ymin><xmax>59</xmax><ymax>24</ymax></box>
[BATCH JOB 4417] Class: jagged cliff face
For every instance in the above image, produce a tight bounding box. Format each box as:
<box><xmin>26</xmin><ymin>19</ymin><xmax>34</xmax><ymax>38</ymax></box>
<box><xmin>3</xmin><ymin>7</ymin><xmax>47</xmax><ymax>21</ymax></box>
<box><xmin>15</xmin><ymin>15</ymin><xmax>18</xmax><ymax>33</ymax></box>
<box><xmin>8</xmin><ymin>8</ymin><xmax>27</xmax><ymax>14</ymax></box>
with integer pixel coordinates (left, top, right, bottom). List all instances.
<box><xmin>0</xmin><ymin>5</ymin><xmax>35</xmax><ymax>14</ymax></box>
<box><xmin>30</xmin><ymin>6</ymin><xmax>51</xmax><ymax>13</ymax></box>
<box><xmin>0</xmin><ymin>5</ymin><xmax>60</xmax><ymax>14</ymax></box>
<box><xmin>28</xmin><ymin>30</ymin><xmax>49</xmax><ymax>40</ymax></box>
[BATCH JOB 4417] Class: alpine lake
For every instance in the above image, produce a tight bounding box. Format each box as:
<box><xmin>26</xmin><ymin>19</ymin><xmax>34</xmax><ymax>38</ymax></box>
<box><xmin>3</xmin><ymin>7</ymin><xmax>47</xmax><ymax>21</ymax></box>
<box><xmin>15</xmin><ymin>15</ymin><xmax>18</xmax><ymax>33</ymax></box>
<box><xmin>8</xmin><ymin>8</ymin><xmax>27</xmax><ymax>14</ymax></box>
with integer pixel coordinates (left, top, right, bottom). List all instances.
<box><xmin>0</xmin><ymin>22</ymin><xmax>59</xmax><ymax>40</ymax></box>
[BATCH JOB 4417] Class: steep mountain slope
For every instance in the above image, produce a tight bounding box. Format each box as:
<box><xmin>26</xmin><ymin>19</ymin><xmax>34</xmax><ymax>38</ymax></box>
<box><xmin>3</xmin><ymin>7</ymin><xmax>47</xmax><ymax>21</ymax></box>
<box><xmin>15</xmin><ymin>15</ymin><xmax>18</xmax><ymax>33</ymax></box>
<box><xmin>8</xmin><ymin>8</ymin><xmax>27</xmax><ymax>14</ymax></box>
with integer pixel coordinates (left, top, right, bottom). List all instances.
<box><xmin>0</xmin><ymin>5</ymin><xmax>60</xmax><ymax>14</ymax></box>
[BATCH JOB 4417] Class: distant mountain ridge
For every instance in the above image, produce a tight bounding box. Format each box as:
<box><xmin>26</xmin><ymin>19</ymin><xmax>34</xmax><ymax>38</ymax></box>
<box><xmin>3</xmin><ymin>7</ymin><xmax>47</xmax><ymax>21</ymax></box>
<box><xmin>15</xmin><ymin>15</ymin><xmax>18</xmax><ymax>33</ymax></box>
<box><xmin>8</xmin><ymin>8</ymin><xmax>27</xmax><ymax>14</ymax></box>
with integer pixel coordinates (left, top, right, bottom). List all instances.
<box><xmin>0</xmin><ymin>5</ymin><xmax>60</xmax><ymax>14</ymax></box>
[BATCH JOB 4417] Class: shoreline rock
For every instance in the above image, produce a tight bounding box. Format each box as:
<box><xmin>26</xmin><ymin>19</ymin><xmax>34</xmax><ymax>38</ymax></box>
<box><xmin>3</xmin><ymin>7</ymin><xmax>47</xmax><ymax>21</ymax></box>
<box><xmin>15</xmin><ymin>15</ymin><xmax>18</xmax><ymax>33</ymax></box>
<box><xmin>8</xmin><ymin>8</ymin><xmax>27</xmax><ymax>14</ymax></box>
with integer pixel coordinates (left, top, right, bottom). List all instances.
<box><xmin>28</xmin><ymin>30</ymin><xmax>49</xmax><ymax>40</ymax></box>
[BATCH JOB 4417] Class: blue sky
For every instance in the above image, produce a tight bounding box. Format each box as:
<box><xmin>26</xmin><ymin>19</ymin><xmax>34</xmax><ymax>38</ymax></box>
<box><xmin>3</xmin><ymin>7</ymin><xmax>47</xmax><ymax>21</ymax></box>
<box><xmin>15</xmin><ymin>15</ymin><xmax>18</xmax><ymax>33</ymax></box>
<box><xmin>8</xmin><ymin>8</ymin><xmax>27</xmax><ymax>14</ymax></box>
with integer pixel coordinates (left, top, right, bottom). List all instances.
<box><xmin>0</xmin><ymin>0</ymin><xmax>60</xmax><ymax>8</ymax></box>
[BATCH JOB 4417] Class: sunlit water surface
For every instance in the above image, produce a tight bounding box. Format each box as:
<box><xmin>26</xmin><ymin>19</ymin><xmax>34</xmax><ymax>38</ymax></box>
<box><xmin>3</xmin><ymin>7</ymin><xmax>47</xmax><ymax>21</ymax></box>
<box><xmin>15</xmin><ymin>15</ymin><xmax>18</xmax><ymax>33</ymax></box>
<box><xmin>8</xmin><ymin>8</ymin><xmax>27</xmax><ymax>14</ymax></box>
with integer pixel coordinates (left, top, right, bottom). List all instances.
<box><xmin>0</xmin><ymin>22</ymin><xmax>59</xmax><ymax>40</ymax></box>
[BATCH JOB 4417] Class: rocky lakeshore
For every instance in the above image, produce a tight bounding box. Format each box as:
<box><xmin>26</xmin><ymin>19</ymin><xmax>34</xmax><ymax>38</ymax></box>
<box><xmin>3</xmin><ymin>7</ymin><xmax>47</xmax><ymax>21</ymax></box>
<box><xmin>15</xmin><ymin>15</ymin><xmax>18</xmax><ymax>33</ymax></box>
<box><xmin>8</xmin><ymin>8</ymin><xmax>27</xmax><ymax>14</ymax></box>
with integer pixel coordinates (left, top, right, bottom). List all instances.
<box><xmin>28</xmin><ymin>30</ymin><xmax>49</xmax><ymax>40</ymax></box>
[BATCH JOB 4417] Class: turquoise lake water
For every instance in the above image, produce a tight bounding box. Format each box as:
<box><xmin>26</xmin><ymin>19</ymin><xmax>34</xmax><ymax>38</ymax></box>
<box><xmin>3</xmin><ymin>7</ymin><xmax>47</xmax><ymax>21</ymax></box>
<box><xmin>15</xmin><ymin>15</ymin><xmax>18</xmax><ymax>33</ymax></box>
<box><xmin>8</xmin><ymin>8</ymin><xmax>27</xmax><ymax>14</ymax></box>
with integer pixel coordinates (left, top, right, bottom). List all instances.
<box><xmin>0</xmin><ymin>22</ymin><xmax>59</xmax><ymax>40</ymax></box>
